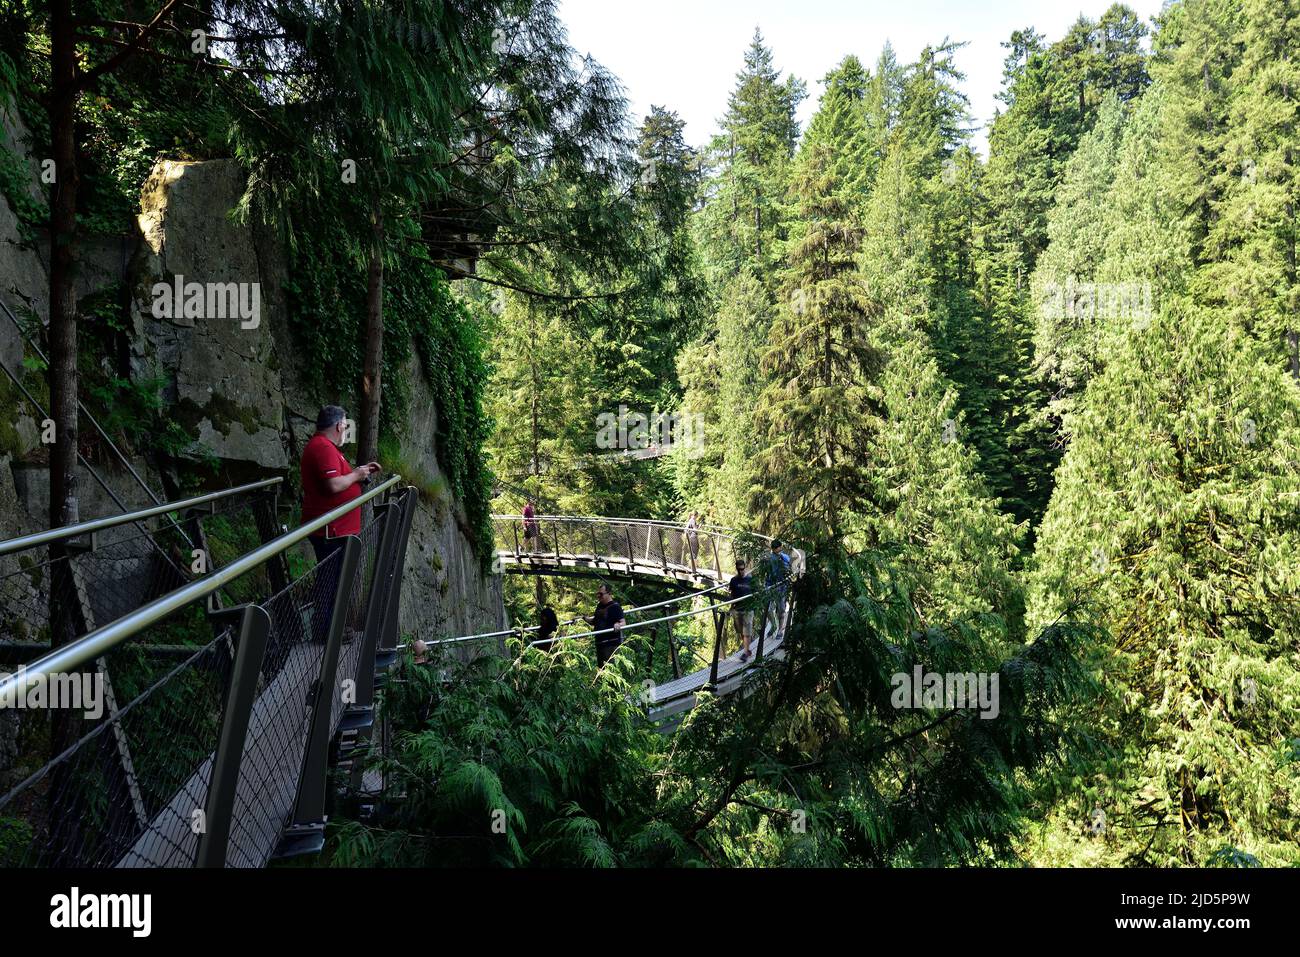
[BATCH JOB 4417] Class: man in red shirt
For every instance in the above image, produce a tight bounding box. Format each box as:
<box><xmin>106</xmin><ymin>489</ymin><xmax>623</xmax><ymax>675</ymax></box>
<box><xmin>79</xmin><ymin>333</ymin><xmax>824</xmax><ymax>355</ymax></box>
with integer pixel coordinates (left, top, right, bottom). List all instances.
<box><xmin>302</xmin><ymin>405</ymin><xmax>379</xmax><ymax>642</ymax></box>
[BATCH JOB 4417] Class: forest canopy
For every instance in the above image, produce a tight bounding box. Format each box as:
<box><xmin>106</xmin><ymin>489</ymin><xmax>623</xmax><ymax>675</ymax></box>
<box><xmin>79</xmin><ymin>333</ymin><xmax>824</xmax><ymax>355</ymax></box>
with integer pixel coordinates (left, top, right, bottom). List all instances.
<box><xmin>1</xmin><ymin>0</ymin><xmax>1295</xmax><ymax>868</ymax></box>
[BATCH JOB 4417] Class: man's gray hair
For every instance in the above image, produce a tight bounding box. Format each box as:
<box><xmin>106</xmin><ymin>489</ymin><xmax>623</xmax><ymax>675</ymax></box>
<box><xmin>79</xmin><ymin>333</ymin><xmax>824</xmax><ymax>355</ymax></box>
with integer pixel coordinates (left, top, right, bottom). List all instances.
<box><xmin>316</xmin><ymin>405</ymin><xmax>346</xmax><ymax>432</ymax></box>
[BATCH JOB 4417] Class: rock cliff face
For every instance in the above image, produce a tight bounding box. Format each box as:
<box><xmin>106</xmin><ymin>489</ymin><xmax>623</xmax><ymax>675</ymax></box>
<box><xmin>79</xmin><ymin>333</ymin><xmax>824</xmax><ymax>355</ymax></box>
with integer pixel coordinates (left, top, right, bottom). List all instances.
<box><xmin>0</xmin><ymin>120</ymin><xmax>506</xmax><ymax>656</ymax></box>
<box><xmin>132</xmin><ymin>161</ymin><xmax>289</xmax><ymax>476</ymax></box>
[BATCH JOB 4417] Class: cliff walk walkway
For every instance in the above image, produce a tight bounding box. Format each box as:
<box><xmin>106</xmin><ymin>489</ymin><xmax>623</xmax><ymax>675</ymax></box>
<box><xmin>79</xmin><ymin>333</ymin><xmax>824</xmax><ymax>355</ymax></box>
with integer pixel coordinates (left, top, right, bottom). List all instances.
<box><xmin>438</xmin><ymin>514</ymin><xmax>797</xmax><ymax>725</ymax></box>
<box><xmin>0</xmin><ymin>486</ymin><xmax>796</xmax><ymax>868</ymax></box>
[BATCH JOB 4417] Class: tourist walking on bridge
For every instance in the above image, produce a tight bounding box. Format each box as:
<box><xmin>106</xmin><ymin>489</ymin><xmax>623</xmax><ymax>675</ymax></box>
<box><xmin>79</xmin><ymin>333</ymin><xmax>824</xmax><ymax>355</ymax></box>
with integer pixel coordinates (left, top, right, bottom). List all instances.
<box><xmin>764</xmin><ymin>539</ymin><xmax>791</xmax><ymax>640</ymax></box>
<box><xmin>301</xmin><ymin>405</ymin><xmax>379</xmax><ymax>642</ymax></box>
<box><xmin>586</xmin><ymin>583</ymin><xmax>626</xmax><ymax>667</ymax></box>
<box><xmin>729</xmin><ymin>559</ymin><xmax>754</xmax><ymax>662</ymax></box>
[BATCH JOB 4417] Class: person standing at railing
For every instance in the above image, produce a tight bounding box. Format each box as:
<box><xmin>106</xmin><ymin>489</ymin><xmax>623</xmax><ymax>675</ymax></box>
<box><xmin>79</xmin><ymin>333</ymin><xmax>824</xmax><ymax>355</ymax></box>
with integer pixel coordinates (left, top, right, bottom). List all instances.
<box><xmin>301</xmin><ymin>405</ymin><xmax>380</xmax><ymax>643</ymax></box>
<box><xmin>523</xmin><ymin>500</ymin><xmax>539</xmax><ymax>551</ymax></box>
<box><xmin>764</xmin><ymin>539</ymin><xmax>792</xmax><ymax>640</ymax></box>
<box><xmin>536</xmin><ymin>606</ymin><xmax>559</xmax><ymax>653</ymax></box>
<box><xmin>586</xmin><ymin>582</ymin><xmax>626</xmax><ymax>667</ymax></box>
<box><xmin>684</xmin><ymin>510</ymin><xmax>701</xmax><ymax>566</ymax></box>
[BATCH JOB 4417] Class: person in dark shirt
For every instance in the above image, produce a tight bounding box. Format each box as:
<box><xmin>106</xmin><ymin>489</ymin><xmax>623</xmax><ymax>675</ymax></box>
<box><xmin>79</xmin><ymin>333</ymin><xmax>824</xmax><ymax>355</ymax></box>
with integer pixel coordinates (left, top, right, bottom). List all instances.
<box><xmin>765</xmin><ymin>539</ymin><xmax>792</xmax><ymax>640</ymax></box>
<box><xmin>729</xmin><ymin>559</ymin><xmax>755</xmax><ymax>662</ymax></box>
<box><xmin>535</xmin><ymin>606</ymin><xmax>559</xmax><ymax>653</ymax></box>
<box><xmin>587</xmin><ymin>583</ymin><xmax>626</xmax><ymax>667</ymax></box>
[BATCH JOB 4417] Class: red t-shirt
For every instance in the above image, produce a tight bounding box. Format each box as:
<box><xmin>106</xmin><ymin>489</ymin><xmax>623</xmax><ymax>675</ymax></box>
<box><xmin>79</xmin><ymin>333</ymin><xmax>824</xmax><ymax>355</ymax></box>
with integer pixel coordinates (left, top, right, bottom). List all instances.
<box><xmin>300</xmin><ymin>433</ymin><xmax>362</xmax><ymax>537</ymax></box>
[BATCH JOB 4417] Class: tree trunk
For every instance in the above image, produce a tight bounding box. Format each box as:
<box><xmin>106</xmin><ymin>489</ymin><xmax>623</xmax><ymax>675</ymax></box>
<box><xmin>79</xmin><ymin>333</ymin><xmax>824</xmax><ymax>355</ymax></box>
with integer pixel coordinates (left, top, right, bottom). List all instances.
<box><xmin>359</xmin><ymin>205</ymin><xmax>384</xmax><ymax>464</ymax></box>
<box><xmin>46</xmin><ymin>0</ymin><xmax>83</xmax><ymax>866</ymax></box>
<box><xmin>48</xmin><ymin>0</ymin><xmax>80</xmax><ymax>531</ymax></box>
<box><xmin>529</xmin><ymin>314</ymin><xmax>544</xmax><ymax>614</ymax></box>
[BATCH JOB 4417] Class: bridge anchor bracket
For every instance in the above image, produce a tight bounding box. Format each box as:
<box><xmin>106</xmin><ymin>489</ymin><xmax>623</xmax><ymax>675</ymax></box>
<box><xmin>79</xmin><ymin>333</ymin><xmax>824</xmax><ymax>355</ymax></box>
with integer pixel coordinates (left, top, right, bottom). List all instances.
<box><xmin>272</xmin><ymin>820</ymin><xmax>328</xmax><ymax>861</ymax></box>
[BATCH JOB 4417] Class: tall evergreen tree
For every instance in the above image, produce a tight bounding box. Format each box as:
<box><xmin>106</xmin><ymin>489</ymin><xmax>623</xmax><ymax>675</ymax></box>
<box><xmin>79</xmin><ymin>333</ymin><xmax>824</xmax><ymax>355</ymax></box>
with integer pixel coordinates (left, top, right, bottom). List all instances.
<box><xmin>751</xmin><ymin>79</ymin><xmax>884</xmax><ymax>539</ymax></box>
<box><xmin>863</xmin><ymin>43</ymin><xmax>905</xmax><ymax>175</ymax></box>
<box><xmin>1197</xmin><ymin>0</ymin><xmax>1300</xmax><ymax>377</ymax></box>
<box><xmin>678</xmin><ymin>268</ymin><xmax>770</xmax><ymax>527</ymax></box>
<box><xmin>1030</xmin><ymin>93</ymin><xmax>1129</xmax><ymax>427</ymax></box>
<box><xmin>684</xmin><ymin>32</ymin><xmax>806</xmax><ymax>523</ymax></box>
<box><xmin>696</xmin><ymin>29</ymin><xmax>806</xmax><ymax>283</ymax></box>
<box><xmin>966</xmin><ymin>6</ymin><xmax>1151</xmax><ymax>528</ymax></box>
<box><xmin>1029</xmin><ymin>301</ymin><xmax>1300</xmax><ymax>866</ymax></box>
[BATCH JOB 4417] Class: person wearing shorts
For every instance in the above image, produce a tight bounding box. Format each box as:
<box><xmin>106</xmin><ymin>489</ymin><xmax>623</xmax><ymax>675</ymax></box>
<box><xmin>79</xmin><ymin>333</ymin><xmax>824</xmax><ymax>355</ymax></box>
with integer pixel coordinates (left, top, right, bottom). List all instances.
<box><xmin>729</xmin><ymin>559</ymin><xmax>755</xmax><ymax>662</ymax></box>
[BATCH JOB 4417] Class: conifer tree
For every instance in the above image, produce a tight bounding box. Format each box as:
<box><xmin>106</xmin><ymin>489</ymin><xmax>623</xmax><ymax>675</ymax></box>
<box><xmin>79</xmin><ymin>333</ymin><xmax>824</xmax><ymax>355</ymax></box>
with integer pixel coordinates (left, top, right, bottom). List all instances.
<box><xmin>696</xmin><ymin>29</ymin><xmax>806</xmax><ymax>283</ymax></box>
<box><xmin>1030</xmin><ymin>93</ymin><xmax>1128</xmax><ymax>426</ymax></box>
<box><xmin>867</xmin><ymin>333</ymin><xmax>1025</xmax><ymax>633</ymax></box>
<box><xmin>751</xmin><ymin>89</ymin><xmax>884</xmax><ymax>539</ymax></box>
<box><xmin>855</xmin><ymin>67</ymin><xmax>1024</xmax><ymax>630</ymax></box>
<box><xmin>483</xmin><ymin>291</ymin><xmax>599</xmax><ymax>515</ymax></box>
<box><xmin>1029</xmin><ymin>302</ymin><xmax>1300</xmax><ymax>865</ymax></box>
<box><xmin>1197</xmin><ymin>0</ymin><xmax>1300</xmax><ymax>377</ymax></box>
<box><xmin>678</xmin><ymin>268</ymin><xmax>770</xmax><ymax>527</ymax></box>
<box><xmin>863</xmin><ymin>44</ymin><xmax>906</xmax><ymax>175</ymax></box>
<box><xmin>966</xmin><ymin>6</ymin><xmax>1151</xmax><ymax>526</ymax></box>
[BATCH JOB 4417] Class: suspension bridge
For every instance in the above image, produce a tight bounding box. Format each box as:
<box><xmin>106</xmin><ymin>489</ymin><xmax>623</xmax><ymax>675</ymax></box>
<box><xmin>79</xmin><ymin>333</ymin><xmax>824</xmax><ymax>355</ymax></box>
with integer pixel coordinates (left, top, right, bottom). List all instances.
<box><xmin>0</xmin><ymin>476</ymin><xmax>797</xmax><ymax>868</ymax></box>
<box><xmin>459</xmin><ymin>513</ymin><xmax>795</xmax><ymax>723</ymax></box>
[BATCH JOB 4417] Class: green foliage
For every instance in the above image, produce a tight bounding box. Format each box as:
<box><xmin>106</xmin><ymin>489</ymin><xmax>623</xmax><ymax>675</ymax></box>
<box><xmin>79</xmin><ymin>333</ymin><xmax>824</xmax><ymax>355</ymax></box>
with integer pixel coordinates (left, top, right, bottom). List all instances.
<box><xmin>964</xmin><ymin>5</ymin><xmax>1152</xmax><ymax>527</ymax></box>
<box><xmin>695</xmin><ymin>30</ymin><xmax>806</xmax><ymax>283</ymax></box>
<box><xmin>284</xmin><ymin>205</ymin><xmax>495</xmax><ymax>566</ymax></box>
<box><xmin>752</xmin><ymin>109</ymin><xmax>884</xmax><ymax>537</ymax></box>
<box><xmin>678</xmin><ymin>267</ymin><xmax>769</xmax><ymax>527</ymax></box>
<box><xmin>1010</xmin><ymin>0</ymin><xmax>1300</xmax><ymax>866</ymax></box>
<box><xmin>0</xmin><ymin>815</ymin><xmax>33</xmax><ymax>868</ymax></box>
<box><xmin>865</xmin><ymin>334</ymin><xmax>1025</xmax><ymax>638</ymax></box>
<box><xmin>334</xmin><ymin>644</ymin><xmax>683</xmax><ymax>867</ymax></box>
<box><xmin>1029</xmin><ymin>303</ymin><xmax>1300</xmax><ymax>865</ymax></box>
<box><xmin>337</xmin><ymin>546</ymin><xmax>1100</xmax><ymax>867</ymax></box>
<box><xmin>7</xmin><ymin>0</ymin><xmax>1296</xmax><ymax>874</ymax></box>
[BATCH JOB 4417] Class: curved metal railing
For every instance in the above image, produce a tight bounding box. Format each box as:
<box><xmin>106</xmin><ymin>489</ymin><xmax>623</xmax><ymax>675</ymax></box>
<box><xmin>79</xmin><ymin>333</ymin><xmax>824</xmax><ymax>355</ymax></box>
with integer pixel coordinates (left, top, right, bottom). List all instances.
<box><xmin>0</xmin><ymin>475</ymin><xmax>418</xmax><ymax>868</ymax></box>
<box><xmin>432</xmin><ymin>514</ymin><xmax>804</xmax><ymax>720</ymax></box>
<box><xmin>492</xmin><ymin>513</ymin><xmax>773</xmax><ymax>585</ymax></box>
<box><xmin>0</xmin><ymin>479</ymin><xmax>287</xmax><ymax>668</ymax></box>
<box><xmin>0</xmin><ymin>478</ymin><xmax>283</xmax><ymax>557</ymax></box>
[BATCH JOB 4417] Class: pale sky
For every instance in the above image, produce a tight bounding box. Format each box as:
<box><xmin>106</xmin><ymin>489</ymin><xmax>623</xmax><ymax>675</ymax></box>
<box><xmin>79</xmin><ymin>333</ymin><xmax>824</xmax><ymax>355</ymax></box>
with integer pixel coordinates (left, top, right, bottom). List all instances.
<box><xmin>556</xmin><ymin>0</ymin><xmax>1169</xmax><ymax>155</ymax></box>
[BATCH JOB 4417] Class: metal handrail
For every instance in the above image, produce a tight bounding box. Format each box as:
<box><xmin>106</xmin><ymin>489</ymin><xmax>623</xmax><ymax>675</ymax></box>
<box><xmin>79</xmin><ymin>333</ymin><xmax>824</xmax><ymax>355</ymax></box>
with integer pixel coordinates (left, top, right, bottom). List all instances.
<box><xmin>418</xmin><ymin>582</ymin><xmax>731</xmax><ymax>647</ymax></box>
<box><xmin>522</xmin><ymin>582</ymin><xmax>779</xmax><ymax>647</ymax></box>
<box><xmin>0</xmin><ymin>474</ymin><xmax>402</xmax><ymax>697</ymax></box>
<box><xmin>0</xmin><ymin>291</ymin><xmax>167</xmax><ymax>507</ymax></box>
<box><xmin>494</xmin><ymin>513</ymin><xmax>766</xmax><ymax>539</ymax></box>
<box><xmin>0</xmin><ymin>477</ymin><xmax>284</xmax><ymax>556</ymax></box>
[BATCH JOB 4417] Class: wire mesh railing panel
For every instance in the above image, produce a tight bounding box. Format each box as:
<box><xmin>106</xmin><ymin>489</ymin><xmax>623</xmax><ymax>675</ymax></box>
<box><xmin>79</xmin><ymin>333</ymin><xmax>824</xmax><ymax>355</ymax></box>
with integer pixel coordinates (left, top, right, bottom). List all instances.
<box><xmin>645</xmin><ymin>524</ymin><xmax>671</xmax><ymax>568</ymax></box>
<box><xmin>0</xmin><ymin>545</ymin><xmax>66</xmax><ymax>656</ymax></box>
<box><xmin>621</xmin><ymin>521</ymin><xmax>649</xmax><ymax>566</ymax></box>
<box><xmin>331</xmin><ymin>521</ymin><xmax>386</xmax><ymax>735</ymax></box>
<box><xmin>570</xmin><ymin>518</ymin><xmax>595</xmax><ymax>557</ymax></box>
<box><xmin>489</xmin><ymin>516</ymin><xmax>760</xmax><ymax>582</ymax></box>
<box><xmin>664</xmin><ymin>526</ymin><xmax>689</xmax><ymax>569</ymax></box>
<box><xmin>0</xmin><ymin>604</ymin><xmax>236</xmax><ymax>868</ymax></box>
<box><xmin>492</xmin><ymin>516</ymin><xmax>519</xmax><ymax>556</ymax></box>
<box><xmin>589</xmin><ymin>520</ymin><xmax>623</xmax><ymax>564</ymax></box>
<box><xmin>221</xmin><ymin>553</ymin><xmax>339</xmax><ymax>869</ymax></box>
<box><xmin>0</xmin><ymin>491</ymin><xmax>278</xmax><ymax>668</ymax></box>
<box><xmin>0</xmin><ymin>479</ymin><xmax>405</xmax><ymax>870</ymax></box>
